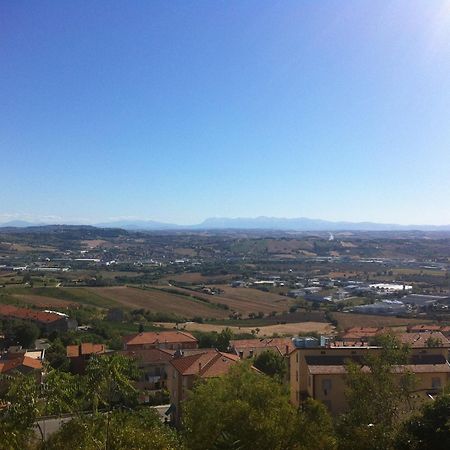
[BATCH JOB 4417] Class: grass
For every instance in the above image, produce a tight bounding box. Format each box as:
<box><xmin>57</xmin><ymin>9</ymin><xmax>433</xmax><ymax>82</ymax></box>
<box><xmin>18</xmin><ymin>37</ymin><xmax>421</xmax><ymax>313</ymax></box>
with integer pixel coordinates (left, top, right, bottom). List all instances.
<box><xmin>4</xmin><ymin>286</ymin><xmax>117</xmax><ymax>308</ymax></box>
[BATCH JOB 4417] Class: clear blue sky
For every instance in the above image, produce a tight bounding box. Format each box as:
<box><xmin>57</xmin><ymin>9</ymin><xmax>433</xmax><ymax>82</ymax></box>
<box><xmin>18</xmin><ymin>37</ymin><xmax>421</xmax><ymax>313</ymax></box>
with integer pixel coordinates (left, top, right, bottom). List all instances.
<box><xmin>1</xmin><ymin>1</ymin><xmax>450</xmax><ymax>225</ymax></box>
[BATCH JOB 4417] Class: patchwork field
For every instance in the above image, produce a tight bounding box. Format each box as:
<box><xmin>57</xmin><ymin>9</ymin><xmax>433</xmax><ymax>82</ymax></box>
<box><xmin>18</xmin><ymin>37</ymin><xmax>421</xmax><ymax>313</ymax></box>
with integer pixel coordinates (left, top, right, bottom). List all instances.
<box><xmin>156</xmin><ymin>285</ymin><xmax>293</xmax><ymax>315</ymax></box>
<box><xmin>11</xmin><ymin>294</ymin><xmax>75</xmax><ymax>308</ymax></box>
<box><xmin>155</xmin><ymin>321</ymin><xmax>334</xmax><ymax>337</ymax></box>
<box><xmin>332</xmin><ymin>312</ymin><xmax>432</xmax><ymax>329</ymax></box>
<box><xmin>162</xmin><ymin>272</ymin><xmax>237</xmax><ymax>284</ymax></box>
<box><xmin>85</xmin><ymin>286</ymin><xmax>230</xmax><ymax>319</ymax></box>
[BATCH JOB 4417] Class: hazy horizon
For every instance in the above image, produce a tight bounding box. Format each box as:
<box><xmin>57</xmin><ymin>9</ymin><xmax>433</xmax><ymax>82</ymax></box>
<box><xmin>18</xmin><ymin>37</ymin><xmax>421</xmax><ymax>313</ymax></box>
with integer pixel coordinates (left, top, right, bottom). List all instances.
<box><xmin>2</xmin><ymin>1</ymin><xmax>450</xmax><ymax>225</ymax></box>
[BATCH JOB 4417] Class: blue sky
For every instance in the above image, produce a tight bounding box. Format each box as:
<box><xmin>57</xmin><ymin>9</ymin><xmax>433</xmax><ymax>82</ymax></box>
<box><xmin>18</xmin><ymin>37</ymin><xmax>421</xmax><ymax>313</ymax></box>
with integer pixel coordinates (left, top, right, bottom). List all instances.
<box><xmin>1</xmin><ymin>1</ymin><xmax>450</xmax><ymax>225</ymax></box>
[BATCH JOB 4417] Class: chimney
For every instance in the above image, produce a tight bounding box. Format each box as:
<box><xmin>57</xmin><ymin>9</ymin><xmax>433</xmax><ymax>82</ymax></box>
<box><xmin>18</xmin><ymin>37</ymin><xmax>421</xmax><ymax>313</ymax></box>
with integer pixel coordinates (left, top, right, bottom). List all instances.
<box><xmin>198</xmin><ymin>362</ymin><xmax>202</xmax><ymax>373</ymax></box>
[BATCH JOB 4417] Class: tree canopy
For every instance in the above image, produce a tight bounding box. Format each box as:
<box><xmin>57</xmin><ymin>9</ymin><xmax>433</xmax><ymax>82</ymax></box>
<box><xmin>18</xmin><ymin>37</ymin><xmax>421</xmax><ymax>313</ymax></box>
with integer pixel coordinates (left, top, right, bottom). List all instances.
<box><xmin>182</xmin><ymin>363</ymin><xmax>336</xmax><ymax>450</ymax></box>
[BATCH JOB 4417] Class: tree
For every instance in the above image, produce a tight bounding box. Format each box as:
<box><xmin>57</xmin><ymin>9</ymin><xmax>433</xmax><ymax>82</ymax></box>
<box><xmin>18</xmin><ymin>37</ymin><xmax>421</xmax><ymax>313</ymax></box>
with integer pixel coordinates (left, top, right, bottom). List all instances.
<box><xmin>43</xmin><ymin>408</ymin><xmax>183</xmax><ymax>450</ymax></box>
<box><xmin>85</xmin><ymin>354</ymin><xmax>139</xmax><ymax>414</ymax></box>
<box><xmin>0</xmin><ymin>373</ymin><xmax>41</xmax><ymax>449</ymax></box>
<box><xmin>253</xmin><ymin>349</ymin><xmax>287</xmax><ymax>380</ymax></box>
<box><xmin>45</xmin><ymin>338</ymin><xmax>70</xmax><ymax>371</ymax></box>
<box><xmin>337</xmin><ymin>334</ymin><xmax>416</xmax><ymax>450</ymax></box>
<box><xmin>182</xmin><ymin>363</ymin><xmax>334</xmax><ymax>450</ymax></box>
<box><xmin>396</xmin><ymin>391</ymin><xmax>450</xmax><ymax>450</ymax></box>
<box><xmin>42</xmin><ymin>369</ymin><xmax>81</xmax><ymax>416</ymax></box>
<box><xmin>11</xmin><ymin>321</ymin><xmax>40</xmax><ymax>347</ymax></box>
<box><xmin>216</xmin><ymin>327</ymin><xmax>233</xmax><ymax>352</ymax></box>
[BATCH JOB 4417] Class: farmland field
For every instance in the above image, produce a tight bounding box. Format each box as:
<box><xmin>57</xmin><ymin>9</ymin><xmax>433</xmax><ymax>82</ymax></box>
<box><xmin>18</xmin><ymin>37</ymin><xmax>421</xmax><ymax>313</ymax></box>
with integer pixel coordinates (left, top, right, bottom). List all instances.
<box><xmin>332</xmin><ymin>312</ymin><xmax>432</xmax><ymax>329</ymax></box>
<box><xmin>11</xmin><ymin>294</ymin><xmax>75</xmax><ymax>308</ymax></box>
<box><xmin>162</xmin><ymin>272</ymin><xmax>238</xmax><ymax>284</ymax></box>
<box><xmin>85</xmin><ymin>286</ymin><xmax>230</xmax><ymax>319</ymax></box>
<box><xmin>156</xmin><ymin>284</ymin><xmax>293</xmax><ymax>315</ymax></box>
<box><xmin>155</xmin><ymin>321</ymin><xmax>334</xmax><ymax>337</ymax></box>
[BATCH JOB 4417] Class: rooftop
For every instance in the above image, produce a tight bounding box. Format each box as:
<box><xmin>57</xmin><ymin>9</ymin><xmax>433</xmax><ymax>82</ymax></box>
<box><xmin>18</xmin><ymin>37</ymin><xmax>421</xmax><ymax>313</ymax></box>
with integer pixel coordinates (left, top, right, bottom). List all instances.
<box><xmin>123</xmin><ymin>331</ymin><xmax>198</xmax><ymax>346</ymax></box>
<box><xmin>170</xmin><ymin>350</ymin><xmax>241</xmax><ymax>378</ymax></box>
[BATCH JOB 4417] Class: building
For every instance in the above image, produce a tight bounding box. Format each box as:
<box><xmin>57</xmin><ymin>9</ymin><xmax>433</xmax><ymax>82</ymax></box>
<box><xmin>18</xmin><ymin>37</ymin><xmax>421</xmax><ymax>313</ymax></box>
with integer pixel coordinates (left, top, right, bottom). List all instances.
<box><xmin>167</xmin><ymin>349</ymin><xmax>242</xmax><ymax>425</ymax></box>
<box><xmin>120</xmin><ymin>348</ymin><xmax>175</xmax><ymax>402</ymax></box>
<box><xmin>340</xmin><ymin>327</ymin><xmax>386</xmax><ymax>343</ymax></box>
<box><xmin>0</xmin><ymin>355</ymin><xmax>44</xmax><ymax>391</ymax></box>
<box><xmin>350</xmin><ymin>300</ymin><xmax>408</xmax><ymax>316</ymax></box>
<box><xmin>400</xmin><ymin>294</ymin><xmax>450</xmax><ymax>309</ymax></box>
<box><xmin>122</xmin><ymin>331</ymin><xmax>198</xmax><ymax>351</ymax></box>
<box><xmin>290</xmin><ymin>334</ymin><xmax>450</xmax><ymax>415</ymax></box>
<box><xmin>66</xmin><ymin>342</ymin><xmax>106</xmax><ymax>374</ymax></box>
<box><xmin>0</xmin><ymin>304</ymin><xmax>77</xmax><ymax>332</ymax></box>
<box><xmin>230</xmin><ymin>337</ymin><xmax>294</xmax><ymax>359</ymax></box>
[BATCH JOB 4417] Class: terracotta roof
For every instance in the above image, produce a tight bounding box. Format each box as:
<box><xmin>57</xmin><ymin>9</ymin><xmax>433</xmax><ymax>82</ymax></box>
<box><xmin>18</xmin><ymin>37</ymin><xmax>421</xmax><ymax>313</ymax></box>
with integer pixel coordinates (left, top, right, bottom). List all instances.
<box><xmin>0</xmin><ymin>356</ymin><xmax>43</xmax><ymax>373</ymax></box>
<box><xmin>398</xmin><ymin>332</ymin><xmax>450</xmax><ymax>348</ymax></box>
<box><xmin>120</xmin><ymin>348</ymin><xmax>175</xmax><ymax>364</ymax></box>
<box><xmin>230</xmin><ymin>338</ymin><xmax>294</xmax><ymax>355</ymax></box>
<box><xmin>0</xmin><ymin>304</ymin><xmax>63</xmax><ymax>324</ymax></box>
<box><xmin>66</xmin><ymin>343</ymin><xmax>106</xmax><ymax>358</ymax></box>
<box><xmin>170</xmin><ymin>350</ymin><xmax>241</xmax><ymax>378</ymax></box>
<box><xmin>123</xmin><ymin>331</ymin><xmax>197</xmax><ymax>346</ymax></box>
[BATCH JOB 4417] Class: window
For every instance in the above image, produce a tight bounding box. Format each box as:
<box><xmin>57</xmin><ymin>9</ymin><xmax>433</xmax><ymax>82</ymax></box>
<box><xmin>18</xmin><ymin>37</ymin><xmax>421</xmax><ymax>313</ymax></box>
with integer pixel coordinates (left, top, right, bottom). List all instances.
<box><xmin>432</xmin><ymin>377</ymin><xmax>441</xmax><ymax>389</ymax></box>
<box><xmin>322</xmin><ymin>379</ymin><xmax>332</xmax><ymax>396</ymax></box>
<box><xmin>296</xmin><ymin>371</ymin><xmax>298</xmax><ymax>382</ymax></box>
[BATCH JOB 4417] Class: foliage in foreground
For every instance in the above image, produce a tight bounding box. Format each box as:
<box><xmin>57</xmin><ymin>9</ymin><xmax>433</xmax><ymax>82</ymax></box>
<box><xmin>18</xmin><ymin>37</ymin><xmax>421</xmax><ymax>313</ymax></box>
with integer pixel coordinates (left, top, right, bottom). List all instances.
<box><xmin>42</xmin><ymin>408</ymin><xmax>183</xmax><ymax>450</ymax></box>
<box><xmin>182</xmin><ymin>363</ymin><xmax>336</xmax><ymax>450</ymax></box>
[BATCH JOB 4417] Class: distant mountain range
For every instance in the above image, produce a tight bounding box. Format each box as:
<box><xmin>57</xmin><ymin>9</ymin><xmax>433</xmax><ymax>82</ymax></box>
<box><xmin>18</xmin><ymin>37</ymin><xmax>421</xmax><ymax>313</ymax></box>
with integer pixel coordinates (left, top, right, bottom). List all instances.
<box><xmin>1</xmin><ymin>216</ymin><xmax>450</xmax><ymax>231</ymax></box>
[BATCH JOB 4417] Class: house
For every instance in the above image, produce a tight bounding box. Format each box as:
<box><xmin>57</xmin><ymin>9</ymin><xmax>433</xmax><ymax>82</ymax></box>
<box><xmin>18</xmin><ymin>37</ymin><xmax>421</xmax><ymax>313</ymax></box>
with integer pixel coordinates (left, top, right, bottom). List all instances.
<box><xmin>167</xmin><ymin>349</ymin><xmax>242</xmax><ymax>425</ymax></box>
<box><xmin>122</xmin><ymin>331</ymin><xmax>198</xmax><ymax>351</ymax></box>
<box><xmin>66</xmin><ymin>342</ymin><xmax>106</xmax><ymax>374</ymax></box>
<box><xmin>120</xmin><ymin>348</ymin><xmax>175</xmax><ymax>403</ymax></box>
<box><xmin>0</xmin><ymin>355</ymin><xmax>44</xmax><ymax>391</ymax></box>
<box><xmin>290</xmin><ymin>333</ymin><xmax>450</xmax><ymax>415</ymax></box>
<box><xmin>230</xmin><ymin>337</ymin><xmax>294</xmax><ymax>359</ymax></box>
<box><xmin>0</xmin><ymin>304</ymin><xmax>77</xmax><ymax>332</ymax></box>
<box><xmin>340</xmin><ymin>327</ymin><xmax>386</xmax><ymax>343</ymax></box>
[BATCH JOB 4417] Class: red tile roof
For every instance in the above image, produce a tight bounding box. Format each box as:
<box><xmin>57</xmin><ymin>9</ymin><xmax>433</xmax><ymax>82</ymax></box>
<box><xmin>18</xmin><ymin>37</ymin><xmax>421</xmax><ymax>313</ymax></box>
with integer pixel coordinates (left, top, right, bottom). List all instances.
<box><xmin>0</xmin><ymin>356</ymin><xmax>43</xmax><ymax>373</ymax></box>
<box><xmin>120</xmin><ymin>348</ymin><xmax>175</xmax><ymax>364</ymax></box>
<box><xmin>123</xmin><ymin>331</ymin><xmax>197</xmax><ymax>346</ymax></box>
<box><xmin>398</xmin><ymin>332</ymin><xmax>450</xmax><ymax>348</ymax></box>
<box><xmin>170</xmin><ymin>350</ymin><xmax>241</xmax><ymax>378</ymax></box>
<box><xmin>0</xmin><ymin>304</ymin><xmax>63</xmax><ymax>324</ymax></box>
<box><xmin>230</xmin><ymin>338</ymin><xmax>294</xmax><ymax>355</ymax></box>
<box><xmin>66</xmin><ymin>343</ymin><xmax>106</xmax><ymax>358</ymax></box>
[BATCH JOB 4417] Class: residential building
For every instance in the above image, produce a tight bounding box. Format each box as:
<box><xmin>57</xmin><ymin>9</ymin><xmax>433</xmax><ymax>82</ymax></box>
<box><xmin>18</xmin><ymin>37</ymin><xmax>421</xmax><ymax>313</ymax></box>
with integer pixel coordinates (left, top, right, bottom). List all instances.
<box><xmin>122</xmin><ymin>331</ymin><xmax>198</xmax><ymax>351</ymax></box>
<box><xmin>0</xmin><ymin>304</ymin><xmax>77</xmax><ymax>332</ymax></box>
<box><xmin>120</xmin><ymin>348</ymin><xmax>175</xmax><ymax>402</ymax></box>
<box><xmin>290</xmin><ymin>334</ymin><xmax>450</xmax><ymax>415</ymax></box>
<box><xmin>167</xmin><ymin>349</ymin><xmax>241</xmax><ymax>425</ymax></box>
<box><xmin>66</xmin><ymin>342</ymin><xmax>106</xmax><ymax>374</ymax></box>
<box><xmin>230</xmin><ymin>337</ymin><xmax>294</xmax><ymax>359</ymax></box>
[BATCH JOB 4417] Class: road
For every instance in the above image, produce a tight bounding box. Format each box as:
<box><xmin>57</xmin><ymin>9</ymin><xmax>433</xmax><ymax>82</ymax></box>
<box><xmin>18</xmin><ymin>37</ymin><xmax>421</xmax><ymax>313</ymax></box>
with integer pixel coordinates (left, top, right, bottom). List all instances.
<box><xmin>34</xmin><ymin>404</ymin><xmax>172</xmax><ymax>441</ymax></box>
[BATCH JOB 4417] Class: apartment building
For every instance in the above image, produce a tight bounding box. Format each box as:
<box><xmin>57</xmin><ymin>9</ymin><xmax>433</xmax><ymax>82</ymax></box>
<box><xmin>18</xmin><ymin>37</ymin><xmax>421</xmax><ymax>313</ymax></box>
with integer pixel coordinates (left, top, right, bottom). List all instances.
<box><xmin>290</xmin><ymin>333</ymin><xmax>450</xmax><ymax>415</ymax></box>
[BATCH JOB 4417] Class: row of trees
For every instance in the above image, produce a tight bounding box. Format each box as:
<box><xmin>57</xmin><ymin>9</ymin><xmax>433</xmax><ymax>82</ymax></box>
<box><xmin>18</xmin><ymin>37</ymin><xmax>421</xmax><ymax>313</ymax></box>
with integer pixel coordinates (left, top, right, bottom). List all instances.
<box><xmin>1</xmin><ymin>340</ymin><xmax>450</xmax><ymax>449</ymax></box>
